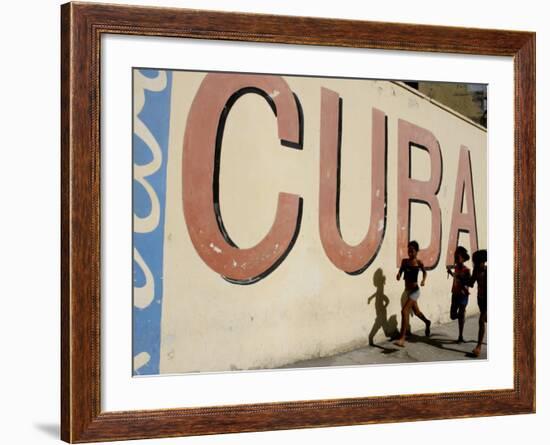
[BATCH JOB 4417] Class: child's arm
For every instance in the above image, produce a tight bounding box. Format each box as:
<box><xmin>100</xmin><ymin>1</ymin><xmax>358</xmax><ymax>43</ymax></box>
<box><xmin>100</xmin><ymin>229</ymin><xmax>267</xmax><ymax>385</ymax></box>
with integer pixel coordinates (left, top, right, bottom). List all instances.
<box><xmin>469</xmin><ymin>268</ymin><xmax>478</xmax><ymax>287</ymax></box>
<box><xmin>396</xmin><ymin>259</ymin><xmax>405</xmax><ymax>281</ymax></box>
<box><xmin>463</xmin><ymin>268</ymin><xmax>472</xmax><ymax>287</ymax></box>
<box><xmin>459</xmin><ymin>268</ymin><xmax>472</xmax><ymax>295</ymax></box>
<box><xmin>446</xmin><ymin>265</ymin><xmax>455</xmax><ymax>277</ymax></box>
<box><xmin>419</xmin><ymin>260</ymin><xmax>427</xmax><ymax>286</ymax></box>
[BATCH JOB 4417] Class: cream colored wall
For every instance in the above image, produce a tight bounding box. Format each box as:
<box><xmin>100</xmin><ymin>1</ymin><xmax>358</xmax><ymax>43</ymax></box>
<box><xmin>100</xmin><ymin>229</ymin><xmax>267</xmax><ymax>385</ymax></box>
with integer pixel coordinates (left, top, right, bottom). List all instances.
<box><xmin>159</xmin><ymin>73</ymin><xmax>487</xmax><ymax>374</ymax></box>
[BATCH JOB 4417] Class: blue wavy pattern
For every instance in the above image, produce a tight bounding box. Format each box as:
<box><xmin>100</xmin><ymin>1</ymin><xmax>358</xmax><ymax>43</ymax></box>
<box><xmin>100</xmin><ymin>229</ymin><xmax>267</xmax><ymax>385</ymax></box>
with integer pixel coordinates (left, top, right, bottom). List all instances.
<box><xmin>132</xmin><ymin>69</ymin><xmax>172</xmax><ymax>375</ymax></box>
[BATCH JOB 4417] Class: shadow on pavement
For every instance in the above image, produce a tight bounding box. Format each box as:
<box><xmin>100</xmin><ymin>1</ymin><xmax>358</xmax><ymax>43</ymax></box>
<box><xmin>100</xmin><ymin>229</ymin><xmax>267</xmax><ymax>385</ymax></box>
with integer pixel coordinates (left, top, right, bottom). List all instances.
<box><xmin>371</xmin><ymin>343</ymin><xmax>400</xmax><ymax>354</ymax></box>
<box><xmin>405</xmin><ymin>333</ymin><xmax>477</xmax><ymax>356</ymax></box>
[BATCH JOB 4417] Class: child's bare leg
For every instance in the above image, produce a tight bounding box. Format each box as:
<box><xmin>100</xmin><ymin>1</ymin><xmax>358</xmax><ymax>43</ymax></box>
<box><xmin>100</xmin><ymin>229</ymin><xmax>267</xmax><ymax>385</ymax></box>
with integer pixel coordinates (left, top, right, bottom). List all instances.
<box><xmin>397</xmin><ymin>302</ymin><xmax>411</xmax><ymax>342</ymax></box>
<box><xmin>457</xmin><ymin>305</ymin><xmax>466</xmax><ymax>342</ymax></box>
<box><xmin>473</xmin><ymin>312</ymin><xmax>487</xmax><ymax>356</ymax></box>
<box><xmin>395</xmin><ymin>300</ymin><xmax>413</xmax><ymax>346</ymax></box>
<box><xmin>477</xmin><ymin>311</ymin><xmax>486</xmax><ymax>345</ymax></box>
<box><xmin>412</xmin><ymin>302</ymin><xmax>431</xmax><ymax>336</ymax></box>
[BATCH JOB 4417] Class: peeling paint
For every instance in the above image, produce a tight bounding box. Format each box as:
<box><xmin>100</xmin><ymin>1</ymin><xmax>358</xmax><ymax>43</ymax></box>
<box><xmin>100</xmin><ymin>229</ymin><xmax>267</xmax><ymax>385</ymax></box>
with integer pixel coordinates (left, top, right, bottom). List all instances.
<box><xmin>209</xmin><ymin>242</ymin><xmax>222</xmax><ymax>253</ymax></box>
<box><xmin>133</xmin><ymin>352</ymin><xmax>151</xmax><ymax>372</ymax></box>
<box><xmin>408</xmin><ymin>97</ymin><xmax>419</xmax><ymax>108</ymax></box>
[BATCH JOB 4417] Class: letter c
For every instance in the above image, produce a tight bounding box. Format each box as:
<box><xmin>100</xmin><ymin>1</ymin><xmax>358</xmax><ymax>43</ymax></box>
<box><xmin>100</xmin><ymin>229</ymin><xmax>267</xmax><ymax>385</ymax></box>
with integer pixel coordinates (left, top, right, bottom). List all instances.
<box><xmin>182</xmin><ymin>73</ymin><xmax>303</xmax><ymax>284</ymax></box>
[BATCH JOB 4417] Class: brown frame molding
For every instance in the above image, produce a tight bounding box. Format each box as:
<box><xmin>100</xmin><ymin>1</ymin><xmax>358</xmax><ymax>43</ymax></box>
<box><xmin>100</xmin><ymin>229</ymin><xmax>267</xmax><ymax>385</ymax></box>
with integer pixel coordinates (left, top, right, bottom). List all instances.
<box><xmin>61</xmin><ymin>2</ymin><xmax>536</xmax><ymax>442</ymax></box>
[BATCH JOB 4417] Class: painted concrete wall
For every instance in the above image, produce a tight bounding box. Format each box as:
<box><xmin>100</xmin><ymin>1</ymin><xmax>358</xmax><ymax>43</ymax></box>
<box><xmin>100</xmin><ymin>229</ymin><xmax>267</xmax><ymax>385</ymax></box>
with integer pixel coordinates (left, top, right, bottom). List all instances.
<box><xmin>148</xmin><ymin>71</ymin><xmax>486</xmax><ymax>374</ymax></box>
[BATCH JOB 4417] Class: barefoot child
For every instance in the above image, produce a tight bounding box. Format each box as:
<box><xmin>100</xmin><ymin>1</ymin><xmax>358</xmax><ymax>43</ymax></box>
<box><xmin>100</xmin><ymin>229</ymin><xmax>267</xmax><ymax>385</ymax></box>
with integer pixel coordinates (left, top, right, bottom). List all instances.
<box><xmin>394</xmin><ymin>241</ymin><xmax>432</xmax><ymax>347</ymax></box>
<box><xmin>446</xmin><ymin>246</ymin><xmax>471</xmax><ymax>343</ymax></box>
<box><xmin>470</xmin><ymin>249</ymin><xmax>487</xmax><ymax>357</ymax></box>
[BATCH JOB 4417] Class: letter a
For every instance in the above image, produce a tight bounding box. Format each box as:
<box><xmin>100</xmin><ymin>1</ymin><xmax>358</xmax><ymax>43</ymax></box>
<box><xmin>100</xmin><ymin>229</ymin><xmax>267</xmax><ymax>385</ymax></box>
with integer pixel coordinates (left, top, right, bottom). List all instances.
<box><xmin>446</xmin><ymin>146</ymin><xmax>479</xmax><ymax>265</ymax></box>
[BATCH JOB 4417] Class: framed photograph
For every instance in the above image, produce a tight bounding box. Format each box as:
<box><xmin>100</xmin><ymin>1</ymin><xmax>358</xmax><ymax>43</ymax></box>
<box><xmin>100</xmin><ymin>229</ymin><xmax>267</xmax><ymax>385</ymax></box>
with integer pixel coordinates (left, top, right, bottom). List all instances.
<box><xmin>61</xmin><ymin>1</ymin><xmax>535</xmax><ymax>442</ymax></box>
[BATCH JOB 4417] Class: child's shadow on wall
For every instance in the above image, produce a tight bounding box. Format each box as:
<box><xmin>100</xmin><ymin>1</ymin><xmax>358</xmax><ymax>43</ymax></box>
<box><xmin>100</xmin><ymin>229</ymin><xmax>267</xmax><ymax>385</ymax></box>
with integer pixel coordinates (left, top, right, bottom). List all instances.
<box><xmin>367</xmin><ymin>268</ymin><xmax>399</xmax><ymax>350</ymax></box>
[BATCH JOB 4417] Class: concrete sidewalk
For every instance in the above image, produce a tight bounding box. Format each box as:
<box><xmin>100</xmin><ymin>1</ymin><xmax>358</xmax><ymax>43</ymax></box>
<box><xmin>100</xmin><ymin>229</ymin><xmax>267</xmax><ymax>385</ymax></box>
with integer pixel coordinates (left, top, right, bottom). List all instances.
<box><xmin>281</xmin><ymin>315</ymin><xmax>486</xmax><ymax>369</ymax></box>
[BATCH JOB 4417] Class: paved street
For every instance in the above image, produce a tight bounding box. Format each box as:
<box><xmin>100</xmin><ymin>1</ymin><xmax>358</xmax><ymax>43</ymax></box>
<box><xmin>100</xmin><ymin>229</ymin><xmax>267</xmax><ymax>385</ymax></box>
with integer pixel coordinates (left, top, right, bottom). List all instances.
<box><xmin>281</xmin><ymin>315</ymin><xmax>486</xmax><ymax>369</ymax></box>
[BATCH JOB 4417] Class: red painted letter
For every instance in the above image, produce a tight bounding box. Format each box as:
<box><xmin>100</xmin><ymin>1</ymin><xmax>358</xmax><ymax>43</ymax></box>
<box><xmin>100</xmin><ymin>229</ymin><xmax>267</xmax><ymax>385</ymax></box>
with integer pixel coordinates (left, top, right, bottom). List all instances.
<box><xmin>446</xmin><ymin>146</ymin><xmax>479</xmax><ymax>265</ymax></box>
<box><xmin>182</xmin><ymin>73</ymin><xmax>303</xmax><ymax>284</ymax></box>
<box><xmin>319</xmin><ymin>88</ymin><xmax>387</xmax><ymax>274</ymax></box>
<box><xmin>397</xmin><ymin>119</ymin><xmax>442</xmax><ymax>269</ymax></box>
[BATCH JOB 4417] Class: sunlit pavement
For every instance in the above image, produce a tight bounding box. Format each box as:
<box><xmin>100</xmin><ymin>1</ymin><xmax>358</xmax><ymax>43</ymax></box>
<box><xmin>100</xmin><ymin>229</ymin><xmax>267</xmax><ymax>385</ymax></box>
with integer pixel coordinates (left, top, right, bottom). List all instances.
<box><xmin>281</xmin><ymin>315</ymin><xmax>487</xmax><ymax>369</ymax></box>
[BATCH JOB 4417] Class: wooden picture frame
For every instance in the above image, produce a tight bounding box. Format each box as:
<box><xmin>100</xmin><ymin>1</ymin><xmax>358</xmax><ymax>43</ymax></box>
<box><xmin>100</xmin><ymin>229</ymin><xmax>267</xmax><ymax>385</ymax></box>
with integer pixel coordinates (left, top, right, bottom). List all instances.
<box><xmin>61</xmin><ymin>1</ymin><xmax>535</xmax><ymax>442</ymax></box>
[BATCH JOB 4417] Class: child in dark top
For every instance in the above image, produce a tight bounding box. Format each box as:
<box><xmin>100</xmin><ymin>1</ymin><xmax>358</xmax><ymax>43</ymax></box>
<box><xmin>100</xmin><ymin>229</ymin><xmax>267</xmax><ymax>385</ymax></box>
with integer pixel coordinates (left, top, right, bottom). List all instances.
<box><xmin>446</xmin><ymin>246</ymin><xmax>471</xmax><ymax>343</ymax></box>
<box><xmin>470</xmin><ymin>249</ymin><xmax>487</xmax><ymax>357</ymax></box>
<box><xmin>394</xmin><ymin>240</ymin><xmax>432</xmax><ymax>347</ymax></box>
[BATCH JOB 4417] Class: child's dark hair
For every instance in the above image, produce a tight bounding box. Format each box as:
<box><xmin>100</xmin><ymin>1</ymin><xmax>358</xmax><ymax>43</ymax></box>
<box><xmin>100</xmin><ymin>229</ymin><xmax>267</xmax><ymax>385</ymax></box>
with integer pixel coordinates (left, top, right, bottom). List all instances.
<box><xmin>408</xmin><ymin>240</ymin><xmax>419</xmax><ymax>251</ymax></box>
<box><xmin>472</xmin><ymin>249</ymin><xmax>487</xmax><ymax>266</ymax></box>
<box><xmin>454</xmin><ymin>245</ymin><xmax>470</xmax><ymax>262</ymax></box>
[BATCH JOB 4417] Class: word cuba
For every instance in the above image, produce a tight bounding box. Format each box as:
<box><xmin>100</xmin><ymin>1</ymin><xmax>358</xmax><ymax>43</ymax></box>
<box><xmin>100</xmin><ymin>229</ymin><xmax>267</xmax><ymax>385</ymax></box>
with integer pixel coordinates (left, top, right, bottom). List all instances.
<box><xmin>182</xmin><ymin>73</ymin><xmax>478</xmax><ymax>284</ymax></box>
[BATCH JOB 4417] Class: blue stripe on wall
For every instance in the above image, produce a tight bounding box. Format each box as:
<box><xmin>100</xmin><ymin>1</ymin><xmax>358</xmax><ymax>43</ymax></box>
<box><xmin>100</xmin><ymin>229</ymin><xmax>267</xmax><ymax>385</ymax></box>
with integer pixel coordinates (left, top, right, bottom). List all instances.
<box><xmin>132</xmin><ymin>69</ymin><xmax>173</xmax><ymax>376</ymax></box>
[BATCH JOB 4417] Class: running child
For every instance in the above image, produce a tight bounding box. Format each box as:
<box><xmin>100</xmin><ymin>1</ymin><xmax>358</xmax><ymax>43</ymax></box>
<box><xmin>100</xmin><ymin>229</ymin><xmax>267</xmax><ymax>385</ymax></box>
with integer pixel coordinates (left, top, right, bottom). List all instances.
<box><xmin>470</xmin><ymin>249</ymin><xmax>487</xmax><ymax>357</ymax></box>
<box><xmin>394</xmin><ymin>240</ymin><xmax>432</xmax><ymax>347</ymax></box>
<box><xmin>446</xmin><ymin>246</ymin><xmax>471</xmax><ymax>343</ymax></box>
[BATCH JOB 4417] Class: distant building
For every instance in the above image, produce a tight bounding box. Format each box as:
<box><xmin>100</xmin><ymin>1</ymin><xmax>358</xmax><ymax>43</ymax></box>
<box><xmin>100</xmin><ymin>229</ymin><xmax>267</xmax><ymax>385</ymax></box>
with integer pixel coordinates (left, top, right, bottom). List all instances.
<box><xmin>404</xmin><ymin>81</ymin><xmax>487</xmax><ymax>128</ymax></box>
